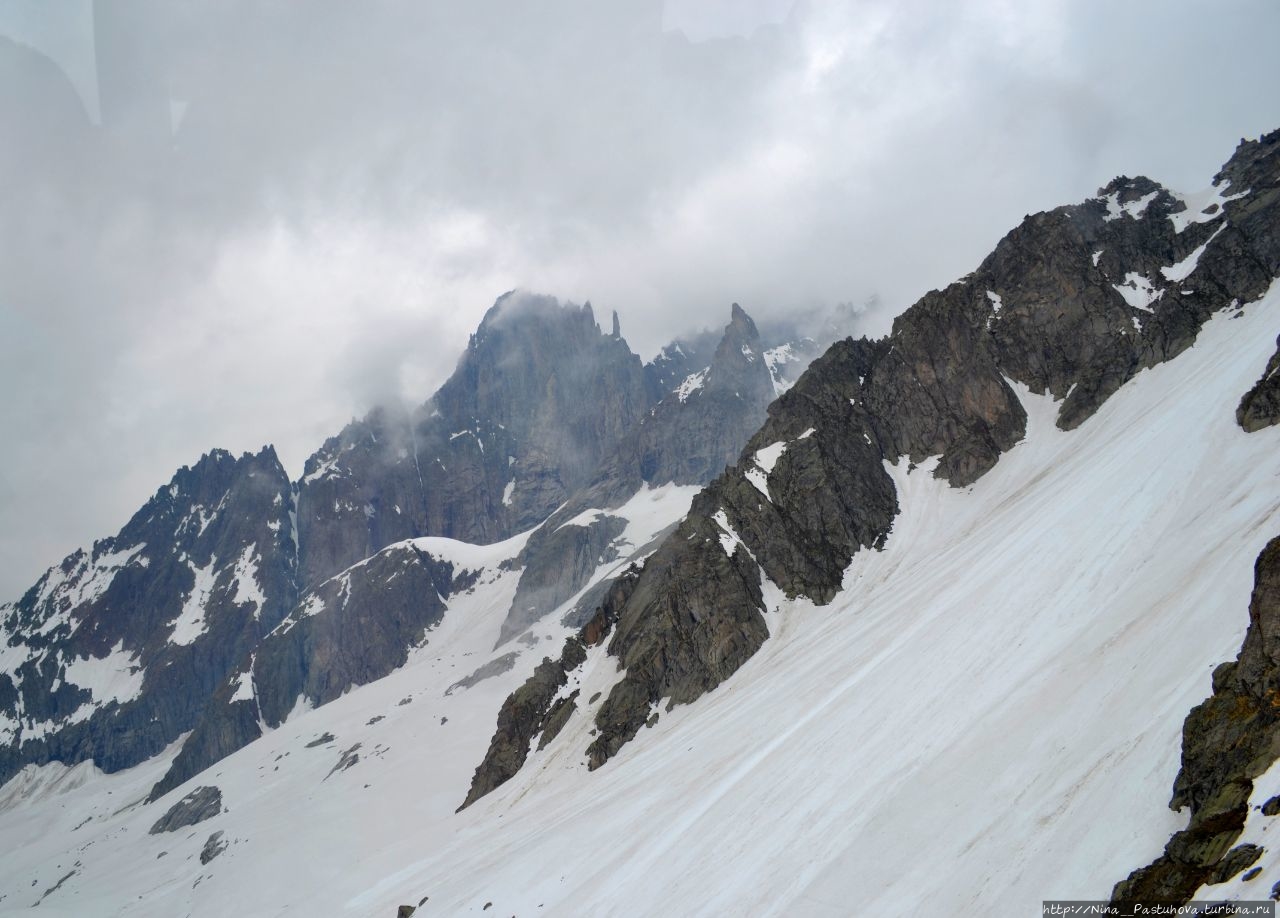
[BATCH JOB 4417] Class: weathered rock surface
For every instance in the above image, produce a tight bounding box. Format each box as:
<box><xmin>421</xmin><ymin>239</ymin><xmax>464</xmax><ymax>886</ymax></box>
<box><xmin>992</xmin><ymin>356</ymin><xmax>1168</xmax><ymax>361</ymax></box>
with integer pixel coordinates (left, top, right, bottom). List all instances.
<box><xmin>149</xmin><ymin>540</ymin><xmax>473</xmax><ymax>801</ymax></box>
<box><xmin>5</xmin><ymin>130</ymin><xmax>1278</xmax><ymax>818</ymax></box>
<box><xmin>588</xmin><ymin>303</ymin><xmax>784</xmax><ymax>503</ymax></box>
<box><xmin>148</xmin><ymin>785</ymin><xmax>223</xmax><ymax>834</ymax></box>
<box><xmin>642</xmin><ymin>328</ymin><xmax>720</xmax><ymax>405</ymax></box>
<box><xmin>578</xmin><ymin>129</ymin><xmax>1280</xmax><ymax>773</ymax></box>
<box><xmin>460</xmin><ymin>569</ymin><xmax>639</xmax><ymax>808</ymax></box>
<box><xmin>1238</xmin><ymin>336</ymin><xmax>1280</xmax><ymax>432</ymax></box>
<box><xmin>1111</xmin><ymin>535</ymin><xmax>1280</xmax><ymax>908</ymax></box>
<box><xmin>0</xmin><ymin>447</ymin><xmax>296</xmax><ymax>786</ymax></box>
<box><xmin>457</xmin><ymin>639</ymin><xmax>588</xmax><ymax>810</ymax></box>
<box><xmin>295</xmin><ymin>293</ymin><xmax>650</xmax><ymax>589</ymax></box>
<box><xmin>1</xmin><ymin>292</ymin><xmax>821</xmax><ymax>795</ymax></box>
<box><xmin>497</xmin><ymin>514</ymin><xmax>627</xmax><ymax>647</ymax></box>
<box><xmin>493</xmin><ymin>303</ymin><xmax>798</xmax><ymax>645</ymax></box>
<box><xmin>199</xmin><ymin>830</ymin><xmax>227</xmax><ymax>865</ymax></box>
<box><xmin>445</xmin><ymin>653</ymin><xmax>520</xmax><ymax>695</ymax></box>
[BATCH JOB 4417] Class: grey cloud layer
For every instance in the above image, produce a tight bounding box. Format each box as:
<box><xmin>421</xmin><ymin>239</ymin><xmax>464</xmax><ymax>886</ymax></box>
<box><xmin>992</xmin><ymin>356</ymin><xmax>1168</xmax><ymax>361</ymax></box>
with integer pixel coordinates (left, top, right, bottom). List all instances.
<box><xmin>2</xmin><ymin>0</ymin><xmax>1279</xmax><ymax>598</ymax></box>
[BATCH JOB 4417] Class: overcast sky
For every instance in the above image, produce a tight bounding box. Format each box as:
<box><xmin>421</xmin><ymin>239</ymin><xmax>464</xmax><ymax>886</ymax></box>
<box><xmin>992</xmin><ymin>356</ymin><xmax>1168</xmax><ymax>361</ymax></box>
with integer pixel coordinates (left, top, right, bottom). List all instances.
<box><xmin>2</xmin><ymin>0</ymin><xmax>1279</xmax><ymax>600</ymax></box>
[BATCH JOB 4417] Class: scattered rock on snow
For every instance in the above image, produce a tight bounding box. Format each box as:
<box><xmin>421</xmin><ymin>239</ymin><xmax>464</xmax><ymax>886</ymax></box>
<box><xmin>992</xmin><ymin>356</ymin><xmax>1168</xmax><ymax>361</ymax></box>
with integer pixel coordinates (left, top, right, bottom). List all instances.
<box><xmin>199</xmin><ymin>831</ymin><xmax>227</xmax><ymax>865</ymax></box>
<box><xmin>445</xmin><ymin>652</ymin><xmax>519</xmax><ymax>696</ymax></box>
<box><xmin>324</xmin><ymin>744</ymin><xmax>361</xmax><ymax>780</ymax></box>
<box><xmin>149</xmin><ymin>786</ymin><xmax>223</xmax><ymax>835</ymax></box>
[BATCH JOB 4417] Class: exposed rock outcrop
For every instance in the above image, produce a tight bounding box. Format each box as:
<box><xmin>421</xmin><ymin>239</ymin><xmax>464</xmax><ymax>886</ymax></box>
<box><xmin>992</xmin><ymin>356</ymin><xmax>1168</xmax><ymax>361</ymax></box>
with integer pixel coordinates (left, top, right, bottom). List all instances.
<box><xmin>149</xmin><ymin>785</ymin><xmax>223</xmax><ymax>834</ymax></box>
<box><xmin>295</xmin><ymin>293</ymin><xmax>650</xmax><ymax>589</ymax></box>
<box><xmin>1238</xmin><ymin>336</ymin><xmax>1280</xmax><ymax>432</ymax></box>
<box><xmin>445</xmin><ymin>653</ymin><xmax>520</xmax><ymax>695</ymax></box>
<box><xmin>494</xmin><ymin>303</ymin><xmax>784</xmax><ymax>645</ymax></box>
<box><xmin>0</xmin><ymin>447</ymin><xmax>296</xmax><ymax>786</ymax></box>
<box><xmin>460</xmin><ymin>569</ymin><xmax>639</xmax><ymax>808</ymax></box>
<box><xmin>576</xmin><ymin>129</ymin><xmax>1280</xmax><ymax>772</ymax></box>
<box><xmin>199</xmin><ymin>830</ymin><xmax>227</xmax><ymax>865</ymax></box>
<box><xmin>629</xmin><ymin>303</ymin><xmax>779</xmax><ymax>487</ymax></box>
<box><xmin>457</xmin><ymin>639</ymin><xmax>588</xmax><ymax>810</ymax></box>
<box><xmin>1112</xmin><ymin>535</ymin><xmax>1280</xmax><ymax>907</ymax></box>
<box><xmin>642</xmin><ymin>328</ymin><xmax>720</xmax><ymax>405</ymax></box>
<box><xmin>497</xmin><ymin>514</ymin><xmax>627</xmax><ymax>647</ymax></box>
<box><xmin>148</xmin><ymin>540</ymin><xmax>472</xmax><ymax>801</ymax></box>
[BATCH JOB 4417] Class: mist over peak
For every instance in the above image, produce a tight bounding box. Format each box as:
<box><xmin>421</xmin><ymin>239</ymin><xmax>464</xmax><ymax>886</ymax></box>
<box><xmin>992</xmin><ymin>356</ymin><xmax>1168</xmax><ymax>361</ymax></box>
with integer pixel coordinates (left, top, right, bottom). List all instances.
<box><xmin>2</xmin><ymin>1</ymin><xmax>1280</xmax><ymax>598</ymax></box>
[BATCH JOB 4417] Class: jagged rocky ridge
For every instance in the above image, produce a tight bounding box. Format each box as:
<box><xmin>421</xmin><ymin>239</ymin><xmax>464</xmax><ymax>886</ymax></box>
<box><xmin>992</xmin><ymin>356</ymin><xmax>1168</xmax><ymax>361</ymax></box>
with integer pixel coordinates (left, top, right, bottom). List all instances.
<box><xmin>462</xmin><ymin>128</ymin><xmax>1280</xmax><ymax>805</ymax></box>
<box><xmin>294</xmin><ymin>293</ymin><xmax>650</xmax><ymax>589</ymax></box>
<box><xmin>3</xmin><ymin>125</ymin><xmax>1277</xmax><ymax>821</ymax></box>
<box><xmin>462</xmin><ymin>568</ymin><xmax>639</xmax><ymax>808</ymax></box>
<box><xmin>0</xmin><ymin>289</ymin><xmax>812</xmax><ymax>797</ymax></box>
<box><xmin>0</xmin><ymin>447</ymin><xmax>295</xmax><ymax>786</ymax></box>
<box><xmin>494</xmin><ymin>303</ymin><xmax>789</xmax><ymax>645</ymax></box>
<box><xmin>144</xmin><ymin>300</ymin><xmax>802</xmax><ymax>798</ymax></box>
<box><xmin>1238</xmin><ymin>336</ymin><xmax>1280</xmax><ymax>432</ymax></box>
<box><xmin>292</xmin><ymin>295</ymin><xmax>811</xmax><ymax>596</ymax></box>
<box><xmin>148</xmin><ymin>540</ymin><xmax>478</xmax><ymax>800</ymax></box>
<box><xmin>1111</xmin><ymin>534</ymin><xmax>1280</xmax><ymax>906</ymax></box>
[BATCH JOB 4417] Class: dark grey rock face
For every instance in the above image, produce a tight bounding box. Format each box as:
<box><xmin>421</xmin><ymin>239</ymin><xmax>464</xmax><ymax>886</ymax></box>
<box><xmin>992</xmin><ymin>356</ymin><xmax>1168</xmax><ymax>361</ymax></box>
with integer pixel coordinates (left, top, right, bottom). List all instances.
<box><xmin>0</xmin><ymin>447</ymin><xmax>296</xmax><ymax>786</ymax></box>
<box><xmin>975</xmin><ymin>129</ymin><xmax>1280</xmax><ymax>433</ymax></box>
<box><xmin>493</xmin><ymin>303</ymin><xmax>791</xmax><ymax>645</ymax></box>
<box><xmin>497</xmin><ymin>515</ymin><xmax>626</xmax><ymax>647</ymax></box>
<box><xmin>149</xmin><ymin>540</ymin><xmax>472</xmax><ymax>801</ymax></box>
<box><xmin>1213</xmin><ymin>130</ymin><xmax>1280</xmax><ymax>284</ymax></box>
<box><xmin>199</xmin><ymin>830</ymin><xmax>227</xmax><ymax>865</ymax></box>
<box><xmin>149</xmin><ymin>785</ymin><xmax>222</xmax><ymax>834</ymax></box>
<box><xmin>1111</xmin><ymin>535</ymin><xmax>1280</xmax><ymax>908</ymax></box>
<box><xmin>445</xmin><ymin>653</ymin><xmax>520</xmax><ymax>695</ymax></box>
<box><xmin>457</xmin><ymin>639</ymin><xmax>588</xmax><ymax>810</ymax></box>
<box><xmin>460</xmin><ymin>570</ymin><xmax>638</xmax><ymax>809</ymax></box>
<box><xmin>588</xmin><ymin>304</ymin><xmax>819</xmax><ymax>506</ymax></box>
<box><xmin>631</xmin><ymin>303</ymin><xmax>779</xmax><ymax>488</ymax></box>
<box><xmin>295</xmin><ymin>293</ymin><xmax>650</xmax><ymax>589</ymax></box>
<box><xmin>586</xmin><ymin>511</ymin><xmax>772</xmax><ymax>768</ymax></box>
<box><xmin>642</xmin><ymin>329</ymin><xmax>720</xmax><ymax>405</ymax></box>
<box><xmin>1238</xmin><ymin>336</ymin><xmax>1280</xmax><ymax>432</ymax></box>
<box><xmin>7</xmin><ymin>130</ymin><xmax>1279</xmax><ymax>817</ymax></box>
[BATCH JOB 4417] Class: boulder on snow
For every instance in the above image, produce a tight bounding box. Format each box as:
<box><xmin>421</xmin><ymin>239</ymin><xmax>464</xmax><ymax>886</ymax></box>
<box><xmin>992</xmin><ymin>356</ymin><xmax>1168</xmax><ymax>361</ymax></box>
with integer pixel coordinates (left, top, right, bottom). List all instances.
<box><xmin>199</xmin><ymin>830</ymin><xmax>227</xmax><ymax>865</ymax></box>
<box><xmin>1112</xmin><ymin>535</ymin><xmax>1280</xmax><ymax>907</ymax></box>
<box><xmin>148</xmin><ymin>785</ymin><xmax>223</xmax><ymax>835</ymax></box>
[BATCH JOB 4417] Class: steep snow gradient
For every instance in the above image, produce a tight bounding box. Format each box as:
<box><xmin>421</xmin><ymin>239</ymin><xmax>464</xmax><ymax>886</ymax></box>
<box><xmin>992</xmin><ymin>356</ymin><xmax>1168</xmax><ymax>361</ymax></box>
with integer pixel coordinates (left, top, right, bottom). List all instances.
<box><xmin>0</xmin><ymin>289</ymin><xmax>1278</xmax><ymax>916</ymax></box>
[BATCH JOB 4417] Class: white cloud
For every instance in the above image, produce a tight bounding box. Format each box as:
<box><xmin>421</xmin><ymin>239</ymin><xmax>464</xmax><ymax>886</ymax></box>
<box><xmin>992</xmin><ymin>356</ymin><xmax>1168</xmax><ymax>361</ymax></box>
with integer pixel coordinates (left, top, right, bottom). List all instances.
<box><xmin>1</xmin><ymin>0</ymin><xmax>1279</xmax><ymax>598</ymax></box>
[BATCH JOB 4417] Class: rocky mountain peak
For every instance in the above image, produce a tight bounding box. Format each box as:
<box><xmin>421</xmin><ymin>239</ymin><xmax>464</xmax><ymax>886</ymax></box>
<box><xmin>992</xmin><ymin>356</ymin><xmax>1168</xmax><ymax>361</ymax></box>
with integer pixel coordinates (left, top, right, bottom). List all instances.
<box><xmin>295</xmin><ymin>291</ymin><xmax>651</xmax><ymax>588</ymax></box>
<box><xmin>727</xmin><ymin>301</ymin><xmax>758</xmax><ymax>338</ymax></box>
<box><xmin>1097</xmin><ymin>174</ymin><xmax>1164</xmax><ymax>201</ymax></box>
<box><xmin>704</xmin><ymin>303</ymin><xmax>774</xmax><ymax>407</ymax></box>
<box><xmin>0</xmin><ymin>443</ymin><xmax>296</xmax><ymax>787</ymax></box>
<box><xmin>466</xmin><ymin>129</ymin><xmax>1280</xmax><ymax>800</ymax></box>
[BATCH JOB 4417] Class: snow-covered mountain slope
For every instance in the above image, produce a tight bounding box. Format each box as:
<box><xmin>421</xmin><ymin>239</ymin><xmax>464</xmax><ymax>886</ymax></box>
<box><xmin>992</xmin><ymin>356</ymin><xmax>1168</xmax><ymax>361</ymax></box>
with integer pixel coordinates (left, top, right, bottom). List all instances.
<box><xmin>2</xmin><ymin>283</ymin><xmax>1276</xmax><ymax>917</ymax></box>
<box><xmin>0</xmin><ymin>484</ymin><xmax>703</xmax><ymax>916</ymax></box>
<box><xmin>398</xmin><ymin>287</ymin><xmax>1280</xmax><ymax>917</ymax></box>
<box><xmin>2</xmin><ymin>128</ymin><xmax>1278</xmax><ymax>916</ymax></box>
<box><xmin>148</xmin><ymin>480</ymin><xmax>700</xmax><ymax>802</ymax></box>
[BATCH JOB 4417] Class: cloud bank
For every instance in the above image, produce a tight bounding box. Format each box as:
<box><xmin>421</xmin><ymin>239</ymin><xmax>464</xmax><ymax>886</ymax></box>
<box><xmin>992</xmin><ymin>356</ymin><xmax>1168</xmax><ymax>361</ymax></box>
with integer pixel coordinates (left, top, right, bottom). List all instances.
<box><xmin>2</xmin><ymin>0</ymin><xmax>1279</xmax><ymax>597</ymax></box>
